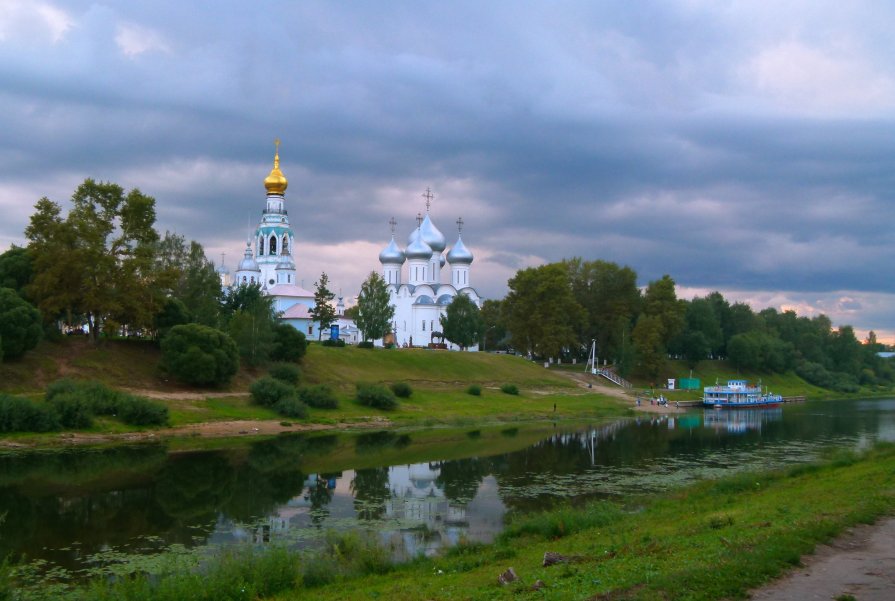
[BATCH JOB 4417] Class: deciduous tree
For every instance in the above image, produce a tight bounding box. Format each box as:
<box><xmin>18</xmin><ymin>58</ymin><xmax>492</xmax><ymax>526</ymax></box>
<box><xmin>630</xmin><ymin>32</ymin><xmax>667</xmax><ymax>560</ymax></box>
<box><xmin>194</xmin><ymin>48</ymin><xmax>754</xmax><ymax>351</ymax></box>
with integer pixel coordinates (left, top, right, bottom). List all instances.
<box><xmin>355</xmin><ymin>272</ymin><xmax>394</xmax><ymax>342</ymax></box>
<box><xmin>503</xmin><ymin>263</ymin><xmax>584</xmax><ymax>359</ymax></box>
<box><xmin>440</xmin><ymin>294</ymin><xmax>483</xmax><ymax>350</ymax></box>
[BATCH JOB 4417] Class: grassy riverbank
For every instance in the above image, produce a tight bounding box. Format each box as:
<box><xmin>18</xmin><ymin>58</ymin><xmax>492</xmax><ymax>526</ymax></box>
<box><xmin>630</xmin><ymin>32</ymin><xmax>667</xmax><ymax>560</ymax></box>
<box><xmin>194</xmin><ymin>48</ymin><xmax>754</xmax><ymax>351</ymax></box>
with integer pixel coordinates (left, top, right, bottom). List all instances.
<box><xmin>2</xmin><ymin>338</ymin><xmax>890</xmax><ymax>449</ymax></box>
<box><xmin>20</xmin><ymin>442</ymin><xmax>894</xmax><ymax>600</ymax></box>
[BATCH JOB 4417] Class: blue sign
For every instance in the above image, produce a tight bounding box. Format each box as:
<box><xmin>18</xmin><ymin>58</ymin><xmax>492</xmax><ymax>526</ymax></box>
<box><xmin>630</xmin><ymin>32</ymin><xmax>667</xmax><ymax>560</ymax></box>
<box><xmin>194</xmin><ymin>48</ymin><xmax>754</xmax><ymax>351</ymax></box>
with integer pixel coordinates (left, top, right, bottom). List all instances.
<box><xmin>330</xmin><ymin>324</ymin><xmax>340</xmax><ymax>340</ymax></box>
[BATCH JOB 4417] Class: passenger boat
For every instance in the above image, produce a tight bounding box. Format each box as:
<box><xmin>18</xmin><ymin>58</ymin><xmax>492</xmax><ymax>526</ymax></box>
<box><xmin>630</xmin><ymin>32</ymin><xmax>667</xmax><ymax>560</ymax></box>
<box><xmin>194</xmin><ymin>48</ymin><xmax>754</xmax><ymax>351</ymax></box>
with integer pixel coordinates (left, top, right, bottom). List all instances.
<box><xmin>703</xmin><ymin>379</ymin><xmax>783</xmax><ymax>408</ymax></box>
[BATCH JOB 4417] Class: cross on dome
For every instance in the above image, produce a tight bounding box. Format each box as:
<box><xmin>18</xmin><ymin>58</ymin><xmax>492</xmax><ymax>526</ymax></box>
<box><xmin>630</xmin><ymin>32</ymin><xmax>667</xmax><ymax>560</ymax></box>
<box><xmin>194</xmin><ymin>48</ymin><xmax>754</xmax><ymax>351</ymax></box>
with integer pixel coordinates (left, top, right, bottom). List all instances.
<box><xmin>389</xmin><ymin>217</ymin><xmax>397</xmax><ymax>235</ymax></box>
<box><xmin>422</xmin><ymin>187</ymin><xmax>434</xmax><ymax>212</ymax></box>
<box><xmin>416</xmin><ymin>212</ymin><xmax>423</xmax><ymax>227</ymax></box>
<box><xmin>456</xmin><ymin>217</ymin><xmax>464</xmax><ymax>233</ymax></box>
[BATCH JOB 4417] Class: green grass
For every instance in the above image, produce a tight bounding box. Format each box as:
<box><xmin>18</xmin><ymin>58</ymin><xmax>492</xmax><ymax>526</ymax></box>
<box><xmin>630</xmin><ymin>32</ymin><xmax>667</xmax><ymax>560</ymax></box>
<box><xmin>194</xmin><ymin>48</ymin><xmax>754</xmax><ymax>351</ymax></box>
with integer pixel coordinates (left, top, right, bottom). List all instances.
<box><xmin>25</xmin><ymin>442</ymin><xmax>895</xmax><ymax>601</ymax></box>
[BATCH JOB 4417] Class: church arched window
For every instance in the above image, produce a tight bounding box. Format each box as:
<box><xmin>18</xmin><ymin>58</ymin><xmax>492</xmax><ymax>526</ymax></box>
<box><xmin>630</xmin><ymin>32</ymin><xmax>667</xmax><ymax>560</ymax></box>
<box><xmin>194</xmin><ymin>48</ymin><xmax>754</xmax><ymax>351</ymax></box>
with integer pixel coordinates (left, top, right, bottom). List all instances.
<box><xmin>282</xmin><ymin>234</ymin><xmax>289</xmax><ymax>255</ymax></box>
<box><xmin>422</xmin><ymin>321</ymin><xmax>426</xmax><ymax>331</ymax></box>
<box><xmin>269</xmin><ymin>235</ymin><xmax>277</xmax><ymax>255</ymax></box>
<box><xmin>258</xmin><ymin>237</ymin><xmax>264</xmax><ymax>256</ymax></box>
<box><xmin>242</xmin><ymin>276</ymin><xmax>247</xmax><ymax>283</ymax></box>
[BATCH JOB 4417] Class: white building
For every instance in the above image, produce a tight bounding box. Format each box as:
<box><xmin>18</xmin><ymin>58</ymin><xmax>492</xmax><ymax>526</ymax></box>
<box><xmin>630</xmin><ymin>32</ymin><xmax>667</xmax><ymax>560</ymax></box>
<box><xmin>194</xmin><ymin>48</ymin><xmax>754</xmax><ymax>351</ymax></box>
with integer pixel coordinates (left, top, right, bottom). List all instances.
<box><xmin>376</xmin><ymin>192</ymin><xmax>481</xmax><ymax>349</ymax></box>
<box><xmin>223</xmin><ymin>142</ymin><xmax>337</xmax><ymax>340</ymax></box>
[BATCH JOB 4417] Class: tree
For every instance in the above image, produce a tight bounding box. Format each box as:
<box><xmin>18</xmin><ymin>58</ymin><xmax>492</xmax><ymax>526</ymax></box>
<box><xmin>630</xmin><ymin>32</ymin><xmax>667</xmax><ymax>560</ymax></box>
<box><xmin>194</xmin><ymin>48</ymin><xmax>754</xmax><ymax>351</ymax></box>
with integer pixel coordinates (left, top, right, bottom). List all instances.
<box><xmin>440</xmin><ymin>294</ymin><xmax>484</xmax><ymax>350</ymax></box>
<box><xmin>159</xmin><ymin>324</ymin><xmax>239</xmax><ymax>386</ymax></box>
<box><xmin>679</xmin><ymin>330</ymin><xmax>710</xmax><ymax>369</ymax></box>
<box><xmin>0</xmin><ymin>246</ymin><xmax>32</xmax><ymax>297</ymax></box>
<box><xmin>221</xmin><ymin>283</ymin><xmax>278</xmax><ymax>366</ymax></box>
<box><xmin>0</xmin><ymin>288</ymin><xmax>42</xmax><ymax>360</ymax></box>
<box><xmin>631</xmin><ymin>314</ymin><xmax>664</xmax><ymax>381</ymax></box>
<box><xmin>480</xmin><ymin>299</ymin><xmax>506</xmax><ymax>351</ymax></box>
<box><xmin>565</xmin><ymin>258</ymin><xmax>640</xmax><ymax>362</ymax></box>
<box><xmin>503</xmin><ymin>263</ymin><xmax>585</xmax><ymax>359</ymax></box>
<box><xmin>355</xmin><ymin>272</ymin><xmax>395</xmax><ymax>342</ymax></box>
<box><xmin>154</xmin><ymin>297</ymin><xmax>191</xmax><ymax>341</ymax></box>
<box><xmin>641</xmin><ymin>275</ymin><xmax>686</xmax><ymax>348</ymax></box>
<box><xmin>25</xmin><ymin>180</ymin><xmax>160</xmax><ymax>341</ymax></box>
<box><xmin>270</xmin><ymin>323</ymin><xmax>308</xmax><ymax>362</ymax></box>
<box><xmin>155</xmin><ymin>232</ymin><xmax>221</xmax><ymax>327</ymax></box>
<box><xmin>309</xmin><ymin>272</ymin><xmax>336</xmax><ymax>341</ymax></box>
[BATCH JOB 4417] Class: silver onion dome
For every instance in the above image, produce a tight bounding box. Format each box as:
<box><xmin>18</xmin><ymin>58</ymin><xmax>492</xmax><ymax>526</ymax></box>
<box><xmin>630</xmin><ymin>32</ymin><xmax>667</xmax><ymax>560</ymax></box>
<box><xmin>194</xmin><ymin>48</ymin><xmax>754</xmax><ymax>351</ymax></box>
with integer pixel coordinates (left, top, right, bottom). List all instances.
<box><xmin>276</xmin><ymin>256</ymin><xmax>296</xmax><ymax>270</ymax></box>
<box><xmin>405</xmin><ymin>230</ymin><xmax>434</xmax><ymax>260</ymax></box>
<box><xmin>237</xmin><ymin>241</ymin><xmax>261</xmax><ymax>272</ymax></box>
<box><xmin>447</xmin><ymin>235</ymin><xmax>474</xmax><ymax>265</ymax></box>
<box><xmin>379</xmin><ymin>236</ymin><xmax>406</xmax><ymax>264</ymax></box>
<box><xmin>419</xmin><ymin>214</ymin><xmax>446</xmax><ymax>253</ymax></box>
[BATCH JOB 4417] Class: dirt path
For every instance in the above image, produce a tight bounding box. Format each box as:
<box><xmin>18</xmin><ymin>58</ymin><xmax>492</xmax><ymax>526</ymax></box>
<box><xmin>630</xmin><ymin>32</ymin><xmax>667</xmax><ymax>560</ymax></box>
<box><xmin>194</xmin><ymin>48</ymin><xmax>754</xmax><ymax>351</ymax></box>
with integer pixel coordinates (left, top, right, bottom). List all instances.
<box><xmin>553</xmin><ymin>370</ymin><xmax>690</xmax><ymax>414</ymax></box>
<box><xmin>748</xmin><ymin>518</ymin><xmax>895</xmax><ymax>601</ymax></box>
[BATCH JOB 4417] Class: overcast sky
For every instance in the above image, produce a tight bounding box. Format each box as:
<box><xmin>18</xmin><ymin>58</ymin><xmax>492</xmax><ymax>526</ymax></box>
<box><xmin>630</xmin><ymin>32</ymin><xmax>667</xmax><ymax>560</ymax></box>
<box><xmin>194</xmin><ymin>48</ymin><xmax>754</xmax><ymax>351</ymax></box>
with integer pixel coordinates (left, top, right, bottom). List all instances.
<box><xmin>1</xmin><ymin>1</ymin><xmax>893</xmax><ymax>341</ymax></box>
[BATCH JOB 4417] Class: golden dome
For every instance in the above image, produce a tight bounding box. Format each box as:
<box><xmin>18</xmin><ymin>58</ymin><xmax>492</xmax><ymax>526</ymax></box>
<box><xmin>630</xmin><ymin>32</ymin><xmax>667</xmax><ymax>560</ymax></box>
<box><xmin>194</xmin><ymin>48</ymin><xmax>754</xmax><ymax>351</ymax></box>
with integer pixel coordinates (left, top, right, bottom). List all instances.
<box><xmin>264</xmin><ymin>139</ymin><xmax>288</xmax><ymax>195</ymax></box>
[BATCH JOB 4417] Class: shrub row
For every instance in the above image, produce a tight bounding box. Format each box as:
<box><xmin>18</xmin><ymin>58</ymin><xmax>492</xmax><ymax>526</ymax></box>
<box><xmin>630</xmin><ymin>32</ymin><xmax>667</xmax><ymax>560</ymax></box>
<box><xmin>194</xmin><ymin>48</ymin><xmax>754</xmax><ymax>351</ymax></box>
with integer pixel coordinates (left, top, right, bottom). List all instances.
<box><xmin>250</xmin><ymin>377</ymin><xmax>340</xmax><ymax>418</ymax></box>
<box><xmin>321</xmin><ymin>338</ymin><xmax>346</xmax><ymax>347</ymax></box>
<box><xmin>45</xmin><ymin>379</ymin><xmax>169</xmax><ymax>427</ymax></box>
<box><xmin>0</xmin><ymin>380</ymin><xmax>168</xmax><ymax>434</ymax></box>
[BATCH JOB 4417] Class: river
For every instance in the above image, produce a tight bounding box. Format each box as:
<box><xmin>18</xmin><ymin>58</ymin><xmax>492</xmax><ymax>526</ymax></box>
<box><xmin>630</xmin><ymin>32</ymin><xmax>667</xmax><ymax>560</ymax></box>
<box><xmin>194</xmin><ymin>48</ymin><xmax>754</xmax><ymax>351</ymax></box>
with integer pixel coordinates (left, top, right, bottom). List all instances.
<box><xmin>2</xmin><ymin>398</ymin><xmax>893</xmax><ymax>586</ymax></box>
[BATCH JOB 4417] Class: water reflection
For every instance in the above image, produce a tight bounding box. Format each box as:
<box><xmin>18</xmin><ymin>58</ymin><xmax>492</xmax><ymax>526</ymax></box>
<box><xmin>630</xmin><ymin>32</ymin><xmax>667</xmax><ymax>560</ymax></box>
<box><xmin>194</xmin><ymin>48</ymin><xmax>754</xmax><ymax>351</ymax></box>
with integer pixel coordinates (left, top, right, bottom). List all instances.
<box><xmin>703</xmin><ymin>407</ymin><xmax>783</xmax><ymax>434</ymax></box>
<box><xmin>2</xmin><ymin>398</ymin><xmax>893</xmax><ymax>584</ymax></box>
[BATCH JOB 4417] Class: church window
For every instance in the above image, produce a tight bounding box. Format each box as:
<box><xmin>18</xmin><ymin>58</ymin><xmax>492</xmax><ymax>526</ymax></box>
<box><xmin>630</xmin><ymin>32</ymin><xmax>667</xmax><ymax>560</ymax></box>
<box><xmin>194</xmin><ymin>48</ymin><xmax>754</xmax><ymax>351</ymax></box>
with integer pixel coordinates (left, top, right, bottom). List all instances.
<box><xmin>288</xmin><ymin>275</ymin><xmax>291</xmax><ymax>283</ymax></box>
<box><xmin>250</xmin><ymin>277</ymin><xmax>255</xmax><ymax>283</ymax></box>
<box><xmin>242</xmin><ymin>276</ymin><xmax>247</xmax><ymax>283</ymax></box>
<box><xmin>269</xmin><ymin>235</ymin><xmax>277</xmax><ymax>255</ymax></box>
<box><xmin>422</xmin><ymin>321</ymin><xmax>426</xmax><ymax>331</ymax></box>
<box><xmin>269</xmin><ymin>278</ymin><xmax>275</xmax><ymax>286</ymax></box>
<box><xmin>258</xmin><ymin>238</ymin><xmax>264</xmax><ymax>256</ymax></box>
<box><xmin>308</xmin><ymin>325</ymin><xmax>313</xmax><ymax>335</ymax></box>
<box><xmin>282</xmin><ymin>234</ymin><xmax>289</xmax><ymax>255</ymax></box>
<box><xmin>430</xmin><ymin>320</ymin><xmax>434</xmax><ymax>331</ymax></box>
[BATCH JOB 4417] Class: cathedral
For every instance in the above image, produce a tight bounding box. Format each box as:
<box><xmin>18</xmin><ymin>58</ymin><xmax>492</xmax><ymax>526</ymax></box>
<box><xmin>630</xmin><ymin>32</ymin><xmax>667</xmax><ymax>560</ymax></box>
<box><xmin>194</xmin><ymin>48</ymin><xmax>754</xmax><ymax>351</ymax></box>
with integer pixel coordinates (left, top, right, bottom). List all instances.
<box><xmin>219</xmin><ymin>142</ymin><xmax>358</xmax><ymax>342</ymax></box>
<box><xmin>377</xmin><ymin>190</ymin><xmax>482</xmax><ymax>349</ymax></box>
<box><xmin>220</xmin><ymin>143</ymin><xmax>480</xmax><ymax>349</ymax></box>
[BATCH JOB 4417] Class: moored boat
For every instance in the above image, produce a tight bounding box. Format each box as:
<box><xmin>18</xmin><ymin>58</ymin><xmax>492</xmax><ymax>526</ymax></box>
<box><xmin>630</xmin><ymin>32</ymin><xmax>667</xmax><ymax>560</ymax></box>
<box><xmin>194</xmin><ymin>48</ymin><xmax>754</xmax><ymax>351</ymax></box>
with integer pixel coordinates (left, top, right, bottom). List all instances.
<box><xmin>703</xmin><ymin>379</ymin><xmax>782</xmax><ymax>408</ymax></box>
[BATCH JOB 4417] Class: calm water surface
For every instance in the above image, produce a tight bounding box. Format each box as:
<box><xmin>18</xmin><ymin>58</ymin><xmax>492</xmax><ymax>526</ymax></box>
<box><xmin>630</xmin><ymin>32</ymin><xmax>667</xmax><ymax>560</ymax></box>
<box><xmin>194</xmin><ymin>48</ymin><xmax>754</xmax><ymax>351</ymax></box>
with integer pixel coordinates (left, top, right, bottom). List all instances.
<box><xmin>2</xmin><ymin>398</ymin><xmax>893</xmax><ymax>584</ymax></box>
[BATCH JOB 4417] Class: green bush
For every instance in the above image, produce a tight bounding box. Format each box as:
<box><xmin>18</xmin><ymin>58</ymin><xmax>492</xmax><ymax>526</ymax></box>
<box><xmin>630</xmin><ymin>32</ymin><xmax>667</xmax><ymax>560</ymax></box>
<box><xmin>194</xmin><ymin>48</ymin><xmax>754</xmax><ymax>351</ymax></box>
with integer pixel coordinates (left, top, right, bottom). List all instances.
<box><xmin>45</xmin><ymin>379</ymin><xmax>168</xmax><ymax>427</ymax></box>
<box><xmin>0</xmin><ymin>394</ymin><xmax>59</xmax><ymax>432</ymax></box>
<box><xmin>116</xmin><ymin>394</ymin><xmax>168</xmax><ymax>426</ymax></box>
<box><xmin>274</xmin><ymin>396</ymin><xmax>309</xmax><ymax>419</ymax></box>
<box><xmin>271</xmin><ymin>323</ymin><xmax>308</xmax><ymax>362</ymax></box>
<box><xmin>357</xmin><ymin>341</ymin><xmax>375</xmax><ymax>349</ymax></box>
<box><xmin>321</xmin><ymin>338</ymin><xmax>346</xmax><ymax>347</ymax></box>
<box><xmin>48</xmin><ymin>392</ymin><xmax>94</xmax><ymax>429</ymax></box>
<box><xmin>250</xmin><ymin>376</ymin><xmax>297</xmax><ymax>407</ymax></box>
<box><xmin>299</xmin><ymin>384</ymin><xmax>339</xmax><ymax>409</ymax></box>
<box><xmin>500</xmin><ymin>383</ymin><xmax>519</xmax><ymax>395</ymax></box>
<box><xmin>355</xmin><ymin>383</ymin><xmax>398</xmax><ymax>410</ymax></box>
<box><xmin>467</xmin><ymin>384</ymin><xmax>482</xmax><ymax>396</ymax></box>
<box><xmin>269</xmin><ymin>362</ymin><xmax>301</xmax><ymax>385</ymax></box>
<box><xmin>160</xmin><ymin>324</ymin><xmax>240</xmax><ymax>386</ymax></box>
<box><xmin>390</xmin><ymin>382</ymin><xmax>413</xmax><ymax>398</ymax></box>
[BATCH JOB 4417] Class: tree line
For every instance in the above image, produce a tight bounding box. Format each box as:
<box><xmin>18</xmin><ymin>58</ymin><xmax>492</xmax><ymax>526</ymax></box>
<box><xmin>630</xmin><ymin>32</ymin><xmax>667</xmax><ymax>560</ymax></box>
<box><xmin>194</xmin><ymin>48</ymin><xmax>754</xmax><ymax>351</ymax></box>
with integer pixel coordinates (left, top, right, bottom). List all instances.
<box><xmin>483</xmin><ymin>258</ymin><xmax>894</xmax><ymax>391</ymax></box>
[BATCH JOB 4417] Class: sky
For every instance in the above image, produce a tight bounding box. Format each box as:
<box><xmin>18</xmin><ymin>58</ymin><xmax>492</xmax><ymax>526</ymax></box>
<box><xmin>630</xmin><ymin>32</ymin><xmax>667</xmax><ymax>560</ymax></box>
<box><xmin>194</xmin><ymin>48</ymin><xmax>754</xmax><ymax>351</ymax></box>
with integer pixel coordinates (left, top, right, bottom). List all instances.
<box><xmin>1</xmin><ymin>1</ymin><xmax>893</xmax><ymax>342</ymax></box>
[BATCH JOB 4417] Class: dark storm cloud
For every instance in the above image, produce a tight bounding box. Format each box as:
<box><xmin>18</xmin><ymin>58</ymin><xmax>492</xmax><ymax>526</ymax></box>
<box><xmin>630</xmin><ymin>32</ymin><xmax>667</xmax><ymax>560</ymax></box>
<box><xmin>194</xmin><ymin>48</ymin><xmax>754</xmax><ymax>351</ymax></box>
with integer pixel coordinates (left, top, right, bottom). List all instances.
<box><xmin>2</xmin><ymin>0</ymin><xmax>895</xmax><ymax>337</ymax></box>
